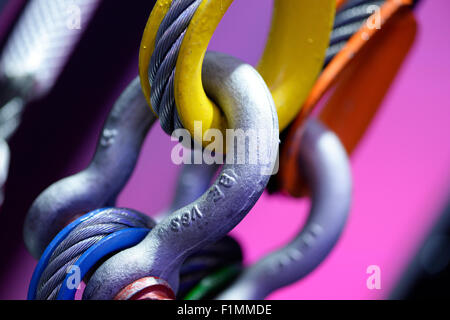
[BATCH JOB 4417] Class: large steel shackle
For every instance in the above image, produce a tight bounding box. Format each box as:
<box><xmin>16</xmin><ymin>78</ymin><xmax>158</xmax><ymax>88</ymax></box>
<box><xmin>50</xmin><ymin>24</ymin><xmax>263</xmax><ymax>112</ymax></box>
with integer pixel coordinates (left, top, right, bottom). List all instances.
<box><xmin>83</xmin><ymin>51</ymin><xmax>279</xmax><ymax>299</ymax></box>
<box><xmin>216</xmin><ymin>119</ymin><xmax>352</xmax><ymax>299</ymax></box>
<box><xmin>25</xmin><ymin>56</ymin><xmax>239</xmax><ymax>299</ymax></box>
<box><xmin>24</xmin><ymin>78</ymin><xmax>157</xmax><ymax>259</ymax></box>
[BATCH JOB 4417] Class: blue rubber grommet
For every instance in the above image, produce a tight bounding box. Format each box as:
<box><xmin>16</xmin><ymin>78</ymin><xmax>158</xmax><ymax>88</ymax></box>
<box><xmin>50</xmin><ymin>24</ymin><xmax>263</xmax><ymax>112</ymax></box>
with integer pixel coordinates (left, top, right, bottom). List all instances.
<box><xmin>27</xmin><ymin>208</ymin><xmax>107</xmax><ymax>300</ymax></box>
<box><xmin>57</xmin><ymin>228</ymin><xmax>150</xmax><ymax>300</ymax></box>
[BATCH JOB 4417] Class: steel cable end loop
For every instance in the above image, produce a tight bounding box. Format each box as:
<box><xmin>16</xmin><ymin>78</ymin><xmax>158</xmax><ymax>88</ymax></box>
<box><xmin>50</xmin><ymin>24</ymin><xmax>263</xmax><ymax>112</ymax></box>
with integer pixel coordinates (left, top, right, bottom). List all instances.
<box><xmin>27</xmin><ymin>208</ymin><xmax>156</xmax><ymax>300</ymax></box>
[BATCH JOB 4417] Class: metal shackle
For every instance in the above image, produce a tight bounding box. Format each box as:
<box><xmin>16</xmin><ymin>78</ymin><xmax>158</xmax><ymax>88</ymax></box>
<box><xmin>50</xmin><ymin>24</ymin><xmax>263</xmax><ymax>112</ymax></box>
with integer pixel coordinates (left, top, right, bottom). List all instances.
<box><xmin>83</xmin><ymin>51</ymin><xmax>280</xmax><ymax>300</ymax></box>
<box><xmin>28</xmin><ymin>160</ymin><xmax>237</xmax><ymax>300</ymax></box>
<box><xmin>165</xmin><ymin>162</ymin><xmax>241</xmax><ymax>299</ymax></box>
<box><xmin>24</xmin><ymin>77</ymin><xmax>157</xmax><ymax>259</ymax></box>
<box><xmin>216</xmin><ymin>119</ymin><xmax>352</xmax><ymax>300</ymax></box>
<box><xmin>24</xmin><ymin>77</ymin><xmax>219</xmax><ymax>259</ymax></box>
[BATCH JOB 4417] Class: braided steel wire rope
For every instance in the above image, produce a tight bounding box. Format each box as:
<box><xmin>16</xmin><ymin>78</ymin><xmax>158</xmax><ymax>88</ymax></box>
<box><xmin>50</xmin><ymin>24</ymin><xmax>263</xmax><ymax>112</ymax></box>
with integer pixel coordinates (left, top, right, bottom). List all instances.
<box><xmin>324</xmin><ymin>0</ymin><xmax>386</xmax><ymax>66</ymax></box>
<box><xmin>35</xmin><ymin>208</ymin><xmax>151</xmax><ymax>300</ymax></box>
<box><xmin>149</xmin><ymin>0</ymin><xmax>202</xmax><ymax>134</ymax></box>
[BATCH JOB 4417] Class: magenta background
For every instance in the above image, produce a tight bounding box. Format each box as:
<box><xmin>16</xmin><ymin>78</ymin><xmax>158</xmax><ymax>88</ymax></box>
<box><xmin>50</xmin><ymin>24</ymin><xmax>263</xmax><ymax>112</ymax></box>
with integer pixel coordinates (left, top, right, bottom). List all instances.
<box><xmin>2</xmin><ymin>0</ymin><xmax>450</xmax><ymax>299</ymax></box>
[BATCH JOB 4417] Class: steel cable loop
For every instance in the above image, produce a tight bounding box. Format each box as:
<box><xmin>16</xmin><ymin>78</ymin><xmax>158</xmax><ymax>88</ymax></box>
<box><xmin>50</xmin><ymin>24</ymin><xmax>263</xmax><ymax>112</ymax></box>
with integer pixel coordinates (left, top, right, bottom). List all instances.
<box><xmin>50</xmin><ymin>215</ymin><xmax>147</xmax><ymax>258</ymax></box>
<box><xmin>149</xmin><ymin>0</ymin><xmax>199</xmax><ymax>84</ymax></box>
<box><xmin>83</xmin><ymin>52</ymin><xmax>279</xmax><ymax>300</ymax></box>
<box><xmin>35</xmin><ymin>208</ymin><xmax>153</xmax><ymax>300</ymax></box>
<box><xmin>325</xmin><ymin>0</ymin><xmax>386</xmax><ymax>66</ymax></box>
<box><xmin>32</xmin><ymin>202</ymin><xmax>239</xmax><ymax>300</ymax></box>
<box><xmin>38</xmin><ymin>237</ymin><xmax>104</xmax><ymax>300</ymax></box>
<box><xmin>149</xmin><ymin>0</ymin><xmax>202</xmax><ymax>134</ymax></box>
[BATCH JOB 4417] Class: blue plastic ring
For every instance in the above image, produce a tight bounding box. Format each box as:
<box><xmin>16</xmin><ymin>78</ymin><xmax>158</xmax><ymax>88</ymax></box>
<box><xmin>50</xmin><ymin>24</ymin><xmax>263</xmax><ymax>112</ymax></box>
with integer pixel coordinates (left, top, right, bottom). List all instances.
<box><xmin>27</xmin><ymin>208</ymin><xmax>108</xmax><ymax>300</ymax></box>
<box><xmin>57</xmin><ymin>228</ymin><xmax>150</xmax><ymax>300</ymax></box>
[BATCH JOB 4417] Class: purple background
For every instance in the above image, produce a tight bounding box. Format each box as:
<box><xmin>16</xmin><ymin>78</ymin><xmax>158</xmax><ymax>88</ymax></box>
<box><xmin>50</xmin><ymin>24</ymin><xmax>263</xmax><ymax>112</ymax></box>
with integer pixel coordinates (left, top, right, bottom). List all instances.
<box><xmin>1</xmin><ymin>0</ymin><xmax>450</xmax><ymax>299</ymax></box>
